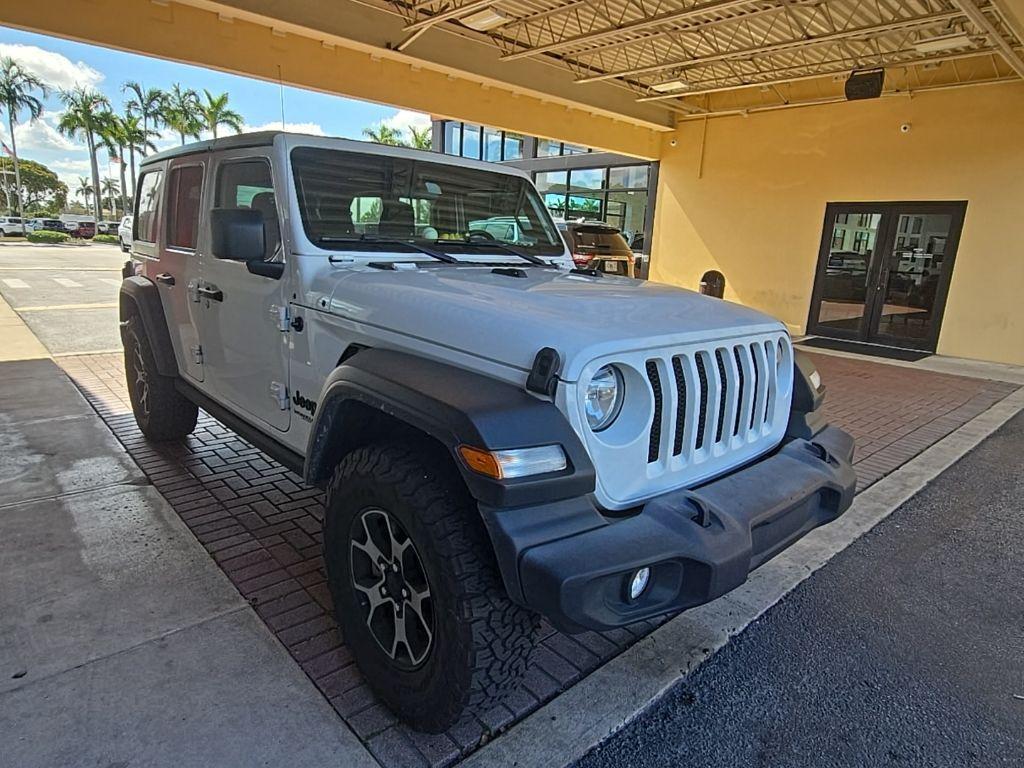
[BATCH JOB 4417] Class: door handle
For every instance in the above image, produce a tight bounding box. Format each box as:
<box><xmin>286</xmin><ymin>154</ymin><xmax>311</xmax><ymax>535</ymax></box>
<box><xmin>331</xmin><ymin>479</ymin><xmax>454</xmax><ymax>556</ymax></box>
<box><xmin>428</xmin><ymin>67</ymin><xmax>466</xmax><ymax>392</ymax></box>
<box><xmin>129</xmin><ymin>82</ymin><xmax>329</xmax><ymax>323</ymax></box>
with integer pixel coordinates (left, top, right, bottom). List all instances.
<box><xmin>155</xmin><ymin>273</ymin><xmax>175</xmax><ymax>286</ymax></box>
<box><xmin>197</xmin><ymin>284</ymin><xmax>223</xmax><ymax>302</ymax></box>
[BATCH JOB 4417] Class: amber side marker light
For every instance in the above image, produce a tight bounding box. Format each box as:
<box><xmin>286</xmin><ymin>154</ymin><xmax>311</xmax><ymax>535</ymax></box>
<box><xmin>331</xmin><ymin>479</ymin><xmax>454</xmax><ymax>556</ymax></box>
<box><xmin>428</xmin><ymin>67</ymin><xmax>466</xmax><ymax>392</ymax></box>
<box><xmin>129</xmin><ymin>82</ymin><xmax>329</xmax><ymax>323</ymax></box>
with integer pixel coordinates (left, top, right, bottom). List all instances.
<box><xmin>458</xmin><ymin>445</ymin><xmax>567</xmax><ymax>480</ymax></box>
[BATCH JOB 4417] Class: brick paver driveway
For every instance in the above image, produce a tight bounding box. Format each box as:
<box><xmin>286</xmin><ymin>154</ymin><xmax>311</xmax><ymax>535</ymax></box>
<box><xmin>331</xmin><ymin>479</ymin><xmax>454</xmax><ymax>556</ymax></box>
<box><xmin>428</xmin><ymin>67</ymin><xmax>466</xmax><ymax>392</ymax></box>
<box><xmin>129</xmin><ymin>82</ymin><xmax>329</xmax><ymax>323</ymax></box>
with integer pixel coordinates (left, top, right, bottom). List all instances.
<box><xmin>59</xmin><ymin>351</ymin><xmax>1017</xmax><ymax>768</ymax></box>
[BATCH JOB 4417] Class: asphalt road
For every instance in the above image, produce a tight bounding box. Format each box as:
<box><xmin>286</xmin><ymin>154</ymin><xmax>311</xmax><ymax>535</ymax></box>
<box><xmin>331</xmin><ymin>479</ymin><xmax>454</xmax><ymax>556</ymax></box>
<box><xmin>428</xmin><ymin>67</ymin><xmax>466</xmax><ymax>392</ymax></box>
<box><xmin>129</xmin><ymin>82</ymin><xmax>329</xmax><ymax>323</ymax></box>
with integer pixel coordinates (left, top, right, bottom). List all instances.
<box><xmin>0</xmin><ymin>241</ymin><xmax>126</xmax><ymax>354</ymax></box>
<box><xmin>577</xmin><ymin>411</ymin><xmax>1024</xmax><ymax>768</ymax></box>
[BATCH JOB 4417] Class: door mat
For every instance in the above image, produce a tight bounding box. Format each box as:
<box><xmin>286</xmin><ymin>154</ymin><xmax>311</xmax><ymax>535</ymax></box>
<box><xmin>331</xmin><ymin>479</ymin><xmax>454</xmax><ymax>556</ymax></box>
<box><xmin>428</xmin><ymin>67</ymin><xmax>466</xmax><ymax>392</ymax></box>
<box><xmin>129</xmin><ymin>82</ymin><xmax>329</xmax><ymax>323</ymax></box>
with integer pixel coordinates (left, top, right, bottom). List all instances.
<box><xmin>797</xmin><ymin>337</ymin><xmax>932</xmax><ymax>362</ymax></box>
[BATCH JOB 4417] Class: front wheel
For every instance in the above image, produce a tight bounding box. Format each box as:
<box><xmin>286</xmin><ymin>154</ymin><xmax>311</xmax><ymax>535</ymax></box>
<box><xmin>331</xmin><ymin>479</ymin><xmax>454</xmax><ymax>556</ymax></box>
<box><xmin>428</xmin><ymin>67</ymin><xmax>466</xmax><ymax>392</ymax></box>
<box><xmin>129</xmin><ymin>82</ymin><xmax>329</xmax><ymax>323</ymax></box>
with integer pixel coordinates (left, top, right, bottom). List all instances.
<box><xmin>122</xmin><ymin>314</ymin><xmax>198</xmax><ymax>441</ymax></box>
<box><xmin>324</xmin><ymin>442</ymin><xmax>538</xmax><ymax>733</ymax></box>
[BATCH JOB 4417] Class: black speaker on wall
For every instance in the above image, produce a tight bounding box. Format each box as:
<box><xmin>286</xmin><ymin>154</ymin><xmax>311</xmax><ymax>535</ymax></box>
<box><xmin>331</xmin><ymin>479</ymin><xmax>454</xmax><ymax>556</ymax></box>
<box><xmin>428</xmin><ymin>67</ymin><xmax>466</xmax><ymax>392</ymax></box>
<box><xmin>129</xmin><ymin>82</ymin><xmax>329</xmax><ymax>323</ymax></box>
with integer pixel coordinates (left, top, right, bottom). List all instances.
<box><xmin>845</xmin><ymin>69</ymin><xmax>885</xmax><ymax>101</ymax></box>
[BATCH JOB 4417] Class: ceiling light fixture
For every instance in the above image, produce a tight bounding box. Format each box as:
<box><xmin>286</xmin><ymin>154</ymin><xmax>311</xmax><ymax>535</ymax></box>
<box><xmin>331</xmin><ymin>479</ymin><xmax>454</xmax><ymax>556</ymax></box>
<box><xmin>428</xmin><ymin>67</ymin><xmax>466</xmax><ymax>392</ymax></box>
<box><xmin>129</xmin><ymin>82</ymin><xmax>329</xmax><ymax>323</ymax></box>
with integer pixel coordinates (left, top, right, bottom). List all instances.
<box><xmin>649</xmin><ymin>80</ymin><xmax>691</xmax><ymax>93</ymax></box>
<box><xmin>460</xmin><ymin>8</ymin><xmax>509</xmax><ymax>31</ymax></box>
<box><xmin>913</xmin><ymin>33</ymin><xmax>974</xmax><ymax>53</ymax></box>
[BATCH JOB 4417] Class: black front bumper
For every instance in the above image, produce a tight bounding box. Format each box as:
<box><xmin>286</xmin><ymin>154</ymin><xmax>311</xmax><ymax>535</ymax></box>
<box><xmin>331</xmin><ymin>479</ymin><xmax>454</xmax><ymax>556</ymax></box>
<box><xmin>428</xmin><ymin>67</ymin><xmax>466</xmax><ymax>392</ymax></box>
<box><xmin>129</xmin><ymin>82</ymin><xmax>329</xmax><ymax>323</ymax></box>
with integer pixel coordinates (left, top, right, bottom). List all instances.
<box><xmin>481</xmin><ymin>426</ymin><xmax>856</xmax><ymax>633</ymax></box>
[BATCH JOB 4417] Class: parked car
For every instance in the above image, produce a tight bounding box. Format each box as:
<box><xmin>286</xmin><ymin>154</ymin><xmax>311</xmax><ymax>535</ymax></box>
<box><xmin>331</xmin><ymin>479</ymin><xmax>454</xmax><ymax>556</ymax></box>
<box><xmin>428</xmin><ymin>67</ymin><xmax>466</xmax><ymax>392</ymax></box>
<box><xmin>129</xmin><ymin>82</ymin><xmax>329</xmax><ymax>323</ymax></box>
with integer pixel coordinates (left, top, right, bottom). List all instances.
<box><xmin>97</xmin><ymin>220</ymin><xmax>121</xmax><ymax>235</ymax></box>
<box><xmin>117</xmin><ymin>214</ymin><xmax>132</xmax><ymax>252</ymax></box>
<box><xmin>557</xmin><ymin>219</ymin><xmax>636</xmax><ymax>277</ymax></box>
<box><xmin>0</xmin><ymin>216</ymin><xmax>26</xmax><ymax>236</ymax></box>
<box><xmin>468</xmin><ymin>215</ymin><xmax>528</xmax><ymax>243</ymax></box>
<box><xmin>119</xmin><ymin>131</ymin><xmax>855</xmax><ymax>734</ymax></box>
<box><xmin>64</xmin><ymin>220</ymin><xmax>96</xmax><ymax>239</ymax></box>
<box><xmin>27</xmin><ymin>217</ymin><xmax>64</xmax><ymax>232</ymax></box>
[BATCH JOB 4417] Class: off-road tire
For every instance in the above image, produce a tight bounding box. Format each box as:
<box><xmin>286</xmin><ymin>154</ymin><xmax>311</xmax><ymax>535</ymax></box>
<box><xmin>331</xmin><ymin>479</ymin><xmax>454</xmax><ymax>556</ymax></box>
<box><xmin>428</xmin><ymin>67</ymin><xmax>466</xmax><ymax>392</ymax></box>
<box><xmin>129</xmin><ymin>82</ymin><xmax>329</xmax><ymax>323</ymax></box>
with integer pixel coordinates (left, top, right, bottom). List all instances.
<box><xmin>324</xmin><ymin>442</ymin><xmax>539</xmax><ymax>733</ymax></box>
<box><xmin>123</xmin><ymin>314</ymin><xmax>198</xmax><ymax>441</ymax></box>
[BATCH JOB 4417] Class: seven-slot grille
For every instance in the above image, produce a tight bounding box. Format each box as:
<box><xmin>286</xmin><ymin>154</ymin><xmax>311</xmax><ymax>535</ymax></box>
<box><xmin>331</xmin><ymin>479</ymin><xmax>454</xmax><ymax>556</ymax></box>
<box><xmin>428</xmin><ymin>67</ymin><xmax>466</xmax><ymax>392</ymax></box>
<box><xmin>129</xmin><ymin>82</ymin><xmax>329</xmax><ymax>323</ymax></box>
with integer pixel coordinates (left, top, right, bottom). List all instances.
<box><xmin>645</xmin><ymin>338</ymin><xmax>785</xmax><ymax>465</ymax></box>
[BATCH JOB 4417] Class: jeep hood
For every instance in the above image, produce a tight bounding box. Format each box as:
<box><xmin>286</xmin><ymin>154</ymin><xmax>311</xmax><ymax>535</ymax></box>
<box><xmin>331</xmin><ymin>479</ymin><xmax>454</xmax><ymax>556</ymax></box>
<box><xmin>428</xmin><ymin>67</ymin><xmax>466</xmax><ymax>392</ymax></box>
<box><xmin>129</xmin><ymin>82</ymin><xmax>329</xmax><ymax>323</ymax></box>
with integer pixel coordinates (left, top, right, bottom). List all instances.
<box><xmin>312</xmin><ymin>264</ymin><xmax>786</xmax><ymax>382</ymax></box>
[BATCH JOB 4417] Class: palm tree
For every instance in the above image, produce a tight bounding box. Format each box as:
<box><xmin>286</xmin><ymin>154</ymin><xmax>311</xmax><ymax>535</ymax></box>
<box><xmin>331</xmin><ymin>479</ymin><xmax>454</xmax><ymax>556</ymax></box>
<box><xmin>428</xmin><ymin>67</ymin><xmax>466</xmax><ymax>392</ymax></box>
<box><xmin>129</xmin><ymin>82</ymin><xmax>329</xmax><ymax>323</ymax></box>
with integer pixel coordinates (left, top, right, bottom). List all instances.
<box><xmin>160</xmin><ymin>84</ymin><xmax>202</xmax><ymax>145</ymax></box>
<box><xmin>199</xmin><ymin>90</ymin><xmax>243</xmax><ymax>139</ymax></box>
<box><xmin>100</xmin><ymin>177</ymin><xmax>120</xmax><ymax>218</ymax></box>
<box><xmin>76</xmin><ymin>177</ymin><xmax>93</xmax><ymax>212</ymax></box>
<box><xmin>408</xmin><ymin>125</ymin><xmax>432</xmax><ymax>150</ymax></box>
<box><xmin>119</xmin><ymin>112</ymin><xmax>156</xmax><ymax>201</ymax></box>
<box><xmin>58</xmin><ymin>87</ymin><xmax>111</xmax><ymax>221</ymax></box>
<box><xmin>0</xmin><ymin>57</ymin><xmax>47</xmax><ymax>230</ymax></box>
<box><xmin>122</xmin><ymin>81</ymin><xmax>164</xmax><ymax>155</ymax></box>
<box><xmin>362</xmin><ymin>123</ymin><xmax>406</xmax><ymax>146</ymax></box>
<box><xmin>98</xmin><ymin>111</ymin><xmax>130</xmax><ymax>215</ymax></box>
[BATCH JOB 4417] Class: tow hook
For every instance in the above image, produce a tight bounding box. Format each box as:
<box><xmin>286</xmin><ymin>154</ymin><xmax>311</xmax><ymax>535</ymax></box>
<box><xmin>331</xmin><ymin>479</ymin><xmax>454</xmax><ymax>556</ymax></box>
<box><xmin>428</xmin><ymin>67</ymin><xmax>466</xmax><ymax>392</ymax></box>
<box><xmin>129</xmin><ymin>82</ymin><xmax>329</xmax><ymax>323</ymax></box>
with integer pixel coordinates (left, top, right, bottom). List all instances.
<box><xmin>807</xmin><ymin>441</ymin><xmax>839</xmax><ymax>467</ymax></box>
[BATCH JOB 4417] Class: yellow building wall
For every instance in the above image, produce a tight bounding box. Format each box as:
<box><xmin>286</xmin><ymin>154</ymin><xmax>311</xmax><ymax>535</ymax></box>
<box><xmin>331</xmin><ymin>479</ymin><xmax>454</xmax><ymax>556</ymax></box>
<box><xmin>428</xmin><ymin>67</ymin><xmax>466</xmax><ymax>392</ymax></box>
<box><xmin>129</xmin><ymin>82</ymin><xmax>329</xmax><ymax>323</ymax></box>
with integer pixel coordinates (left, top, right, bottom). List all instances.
<box><xmin>650</xmin><ymin>84</ymin><xmax>1024</xmax><ymax>366</ymax></box>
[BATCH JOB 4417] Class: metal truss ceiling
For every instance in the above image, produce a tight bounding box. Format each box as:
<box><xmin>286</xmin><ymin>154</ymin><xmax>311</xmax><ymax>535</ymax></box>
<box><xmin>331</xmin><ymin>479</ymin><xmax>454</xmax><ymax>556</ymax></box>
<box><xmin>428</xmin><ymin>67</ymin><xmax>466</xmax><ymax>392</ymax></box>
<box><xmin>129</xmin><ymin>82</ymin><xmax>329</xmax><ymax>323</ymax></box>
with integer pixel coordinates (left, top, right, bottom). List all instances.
<box><xmin>381</xmin><ymin>0</ymin><xmax>1024</xmax><ymax>114</ymax></box>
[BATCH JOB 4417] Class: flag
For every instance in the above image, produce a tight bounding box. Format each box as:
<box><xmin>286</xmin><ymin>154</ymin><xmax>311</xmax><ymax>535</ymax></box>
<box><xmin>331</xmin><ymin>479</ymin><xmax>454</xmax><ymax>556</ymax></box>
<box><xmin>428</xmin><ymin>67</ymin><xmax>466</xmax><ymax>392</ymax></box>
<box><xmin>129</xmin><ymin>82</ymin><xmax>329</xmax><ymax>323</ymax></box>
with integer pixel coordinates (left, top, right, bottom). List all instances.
<box><xmin>1</xmin><ymin>141</ymin><xmax>12</xmax><ymax>157</ymax></box>
<box><xmin>108</xmin><ymin>154</ymin><xmax>121</xmax><ymax>165</ymax></box>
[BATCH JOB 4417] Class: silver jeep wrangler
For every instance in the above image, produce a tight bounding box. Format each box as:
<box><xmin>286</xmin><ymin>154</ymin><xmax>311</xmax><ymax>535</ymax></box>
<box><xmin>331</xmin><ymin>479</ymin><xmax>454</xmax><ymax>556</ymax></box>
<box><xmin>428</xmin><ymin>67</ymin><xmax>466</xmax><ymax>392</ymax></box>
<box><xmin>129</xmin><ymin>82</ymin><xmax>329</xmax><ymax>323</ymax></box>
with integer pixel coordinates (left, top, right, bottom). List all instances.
<box><xmin>120</xmin><ymin>131</ymin><xmax>855</xmax><ymax>732</ymax></box>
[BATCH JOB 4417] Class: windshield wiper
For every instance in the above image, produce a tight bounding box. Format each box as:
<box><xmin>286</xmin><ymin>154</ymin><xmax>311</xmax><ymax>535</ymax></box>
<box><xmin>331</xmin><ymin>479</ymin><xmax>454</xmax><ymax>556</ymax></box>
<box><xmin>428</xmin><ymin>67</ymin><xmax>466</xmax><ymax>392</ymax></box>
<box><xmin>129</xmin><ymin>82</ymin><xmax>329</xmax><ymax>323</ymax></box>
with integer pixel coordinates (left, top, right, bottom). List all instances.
<box><xmin>319</xmin><ymin>234</ymin><xmax>457</xmax><ymax>264</ymax></box>
<box><xmin>437</xmin><ymin>238</ymin><xmax>553</xmax><ymax>267</ymax></box>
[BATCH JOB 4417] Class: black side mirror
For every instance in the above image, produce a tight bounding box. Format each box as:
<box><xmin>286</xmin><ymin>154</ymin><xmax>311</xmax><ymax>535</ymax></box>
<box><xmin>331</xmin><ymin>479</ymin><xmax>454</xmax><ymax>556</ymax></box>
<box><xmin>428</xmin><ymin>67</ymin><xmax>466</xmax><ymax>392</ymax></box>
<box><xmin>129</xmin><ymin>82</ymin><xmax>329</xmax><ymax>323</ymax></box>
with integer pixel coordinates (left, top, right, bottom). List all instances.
<box><xmin>211</xmin><ymin>208</ymin><xmax>264</xmax><ymax>262</ymax></box>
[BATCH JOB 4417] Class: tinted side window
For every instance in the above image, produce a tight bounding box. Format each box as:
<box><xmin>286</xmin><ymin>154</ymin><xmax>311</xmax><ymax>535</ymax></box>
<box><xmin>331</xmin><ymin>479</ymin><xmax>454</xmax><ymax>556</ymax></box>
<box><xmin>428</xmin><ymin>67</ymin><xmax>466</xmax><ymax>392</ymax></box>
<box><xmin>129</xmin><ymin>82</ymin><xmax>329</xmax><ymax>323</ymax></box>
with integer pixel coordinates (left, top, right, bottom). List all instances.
<box><xmin>135</xmin><ymin>170</ymin><xmax>163</xmax><ymax>242</ymax></box>
<box><xmin>166</xmin><ymin>165</ymin><xmax>204</xmax><ymax>250</ymax></box>
<box><xmin>569</xmin><ymin>227</ymin><xmax>632</xmax><ymax>256</ymax></box>
<box><xmin>216</xmin><ymin>160</ymin><xmax>279</xmax><ymax>260</ymax></box>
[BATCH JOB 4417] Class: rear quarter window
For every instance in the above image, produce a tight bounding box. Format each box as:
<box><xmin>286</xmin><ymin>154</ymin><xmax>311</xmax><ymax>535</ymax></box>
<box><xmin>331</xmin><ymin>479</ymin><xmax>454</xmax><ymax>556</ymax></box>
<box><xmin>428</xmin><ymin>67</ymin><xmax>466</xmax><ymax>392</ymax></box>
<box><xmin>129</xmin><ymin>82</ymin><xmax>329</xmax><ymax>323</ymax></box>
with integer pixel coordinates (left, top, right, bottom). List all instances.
<box><xmin>134</xmin><ymin>170</ymin><xmax>163</xmax><ymax>243</ymax></box>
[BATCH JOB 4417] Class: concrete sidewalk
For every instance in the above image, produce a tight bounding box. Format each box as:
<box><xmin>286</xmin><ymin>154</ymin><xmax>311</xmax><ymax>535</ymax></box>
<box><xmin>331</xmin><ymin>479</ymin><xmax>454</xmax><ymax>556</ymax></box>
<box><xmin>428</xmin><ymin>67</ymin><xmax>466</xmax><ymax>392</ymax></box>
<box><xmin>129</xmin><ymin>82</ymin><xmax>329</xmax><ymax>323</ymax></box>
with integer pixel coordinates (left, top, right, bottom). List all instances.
<box><xmin>0</xmin><ymin>351</ymin><xmax>376</xmax><ymax>765</ymax></box>
<box><xmin>0</xmin><ymin>293</ymin><xmax>48</xmax><ymax>361</ymax></box>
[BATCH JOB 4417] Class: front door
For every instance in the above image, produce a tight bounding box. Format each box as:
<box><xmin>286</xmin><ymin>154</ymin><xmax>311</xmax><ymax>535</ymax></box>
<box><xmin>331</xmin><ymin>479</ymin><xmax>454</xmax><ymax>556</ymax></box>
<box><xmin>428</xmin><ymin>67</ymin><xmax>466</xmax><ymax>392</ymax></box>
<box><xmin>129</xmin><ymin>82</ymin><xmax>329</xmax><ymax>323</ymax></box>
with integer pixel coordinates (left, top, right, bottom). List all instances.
<box><xmin>195</xmin><ymin>152</ymin><xmax>291</xmax><ymax>433</ymax></box>
<box><xmin>807</xmin><ymin>201</ymin><xmax>966</xmax><ymax>351</ymax></box>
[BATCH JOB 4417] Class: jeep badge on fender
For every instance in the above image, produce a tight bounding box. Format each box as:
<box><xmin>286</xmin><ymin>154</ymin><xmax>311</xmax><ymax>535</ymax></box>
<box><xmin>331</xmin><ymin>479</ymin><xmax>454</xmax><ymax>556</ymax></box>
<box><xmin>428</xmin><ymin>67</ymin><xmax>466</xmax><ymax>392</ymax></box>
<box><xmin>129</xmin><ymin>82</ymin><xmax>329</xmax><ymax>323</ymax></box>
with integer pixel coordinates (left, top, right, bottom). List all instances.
<box><xmin>118</xmin><ymin>131</ymin><xmax>856</xmax><ymax>734</ymax></box>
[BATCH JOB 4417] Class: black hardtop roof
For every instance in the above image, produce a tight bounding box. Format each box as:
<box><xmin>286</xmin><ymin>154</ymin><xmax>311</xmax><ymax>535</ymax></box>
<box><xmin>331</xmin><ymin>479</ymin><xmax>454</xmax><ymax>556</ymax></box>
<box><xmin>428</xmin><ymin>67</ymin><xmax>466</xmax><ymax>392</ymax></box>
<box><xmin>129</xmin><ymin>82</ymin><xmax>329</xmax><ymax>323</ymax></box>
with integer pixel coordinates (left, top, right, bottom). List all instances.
<box><xmin>138</xmin><ymin>129</ymin><xmax>534</xmax><ymax>180</ymax></box>
<box><xmin>139</xmin><ymin>131</ymin><xmax>279</xmax><ymax>166</ymax></box>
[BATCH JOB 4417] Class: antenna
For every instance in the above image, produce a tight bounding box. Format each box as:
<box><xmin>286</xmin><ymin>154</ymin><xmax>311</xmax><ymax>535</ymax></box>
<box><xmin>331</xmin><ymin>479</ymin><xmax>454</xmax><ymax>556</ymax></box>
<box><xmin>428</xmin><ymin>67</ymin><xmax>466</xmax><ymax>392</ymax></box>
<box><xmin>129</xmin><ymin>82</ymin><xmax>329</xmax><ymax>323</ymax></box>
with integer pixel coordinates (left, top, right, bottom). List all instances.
<box><xmin>277</xmin><ymin>64</ymin><xmax>286</xmax><ymax>130</ymax></box>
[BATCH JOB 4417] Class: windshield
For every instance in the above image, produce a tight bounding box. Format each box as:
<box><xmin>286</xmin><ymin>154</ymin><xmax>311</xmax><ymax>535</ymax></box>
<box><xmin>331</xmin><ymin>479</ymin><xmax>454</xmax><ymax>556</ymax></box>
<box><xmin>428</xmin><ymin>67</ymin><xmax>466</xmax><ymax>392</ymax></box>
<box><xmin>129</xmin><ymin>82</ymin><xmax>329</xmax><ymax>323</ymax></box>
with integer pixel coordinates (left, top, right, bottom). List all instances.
<box><xmin>291</xmin><ymin>147</ymin><xmax>564</xmax><ymax>259</ymax></box>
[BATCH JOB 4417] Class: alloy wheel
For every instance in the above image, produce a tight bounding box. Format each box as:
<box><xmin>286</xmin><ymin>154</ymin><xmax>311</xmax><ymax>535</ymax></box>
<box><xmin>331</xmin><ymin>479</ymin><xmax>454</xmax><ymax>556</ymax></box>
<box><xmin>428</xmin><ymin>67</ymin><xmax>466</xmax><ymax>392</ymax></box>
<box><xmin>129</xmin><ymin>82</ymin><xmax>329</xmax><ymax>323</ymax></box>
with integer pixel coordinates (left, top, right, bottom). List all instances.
<box><xmin>349</xmin><ymin>508</ymin><xmax>434</xmax><ymax>669</ymax></box>
<box><xmin>131</xmin><ymin>338</ymin><xmax>150</xmax><ymax>416</ymax></box>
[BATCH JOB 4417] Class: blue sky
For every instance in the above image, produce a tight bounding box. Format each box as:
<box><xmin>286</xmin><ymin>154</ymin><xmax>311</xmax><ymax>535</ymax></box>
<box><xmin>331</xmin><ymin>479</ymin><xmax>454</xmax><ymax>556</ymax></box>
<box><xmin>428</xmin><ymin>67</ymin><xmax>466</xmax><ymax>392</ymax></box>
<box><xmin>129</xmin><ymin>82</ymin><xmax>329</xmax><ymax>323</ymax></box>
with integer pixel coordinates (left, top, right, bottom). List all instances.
<box><xmin>0</xmin><ymin>25</ymin><xmax>428</xmax><ymax>194</ymax></box>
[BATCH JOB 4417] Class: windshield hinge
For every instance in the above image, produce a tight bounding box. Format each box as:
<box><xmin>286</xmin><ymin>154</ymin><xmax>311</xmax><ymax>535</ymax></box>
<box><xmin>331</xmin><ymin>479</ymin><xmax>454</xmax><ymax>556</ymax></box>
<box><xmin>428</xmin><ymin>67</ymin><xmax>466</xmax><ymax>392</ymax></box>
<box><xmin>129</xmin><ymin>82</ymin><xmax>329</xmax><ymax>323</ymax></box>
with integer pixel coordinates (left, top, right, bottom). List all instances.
<box><xmin>269</xmin><ymin>381</ymin><xmax>289</xmax><ymax>410</ymax></box>
<box><xmin>526</xmin><ymin>347</ymin><xmax>561</xmax><ymax>398</ymax></box>
<box><xmin>272</xmin><ymin>304</ymin><xmax>290</xmax><ymax>332</ymax></box>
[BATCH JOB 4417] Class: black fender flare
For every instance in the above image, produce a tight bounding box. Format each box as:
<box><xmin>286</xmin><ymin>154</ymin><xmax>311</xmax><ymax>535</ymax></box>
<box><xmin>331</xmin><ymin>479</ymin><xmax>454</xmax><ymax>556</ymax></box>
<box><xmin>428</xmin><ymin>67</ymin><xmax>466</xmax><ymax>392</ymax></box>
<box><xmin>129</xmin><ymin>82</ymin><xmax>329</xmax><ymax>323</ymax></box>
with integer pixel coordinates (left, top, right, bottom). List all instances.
<box><xmin>304</xmin><ymin>348</ymin><xmax>595</xmax><ymax>509</ymax></box>
<box><xmin>119</xmin><ymin>276</ymin><xmax>178</xmax><ymax>377</ymax></box>
<box><xmin>786</xmin><ymin>348</ymin><xmax>828</xmax><ymax>440</ymax></box>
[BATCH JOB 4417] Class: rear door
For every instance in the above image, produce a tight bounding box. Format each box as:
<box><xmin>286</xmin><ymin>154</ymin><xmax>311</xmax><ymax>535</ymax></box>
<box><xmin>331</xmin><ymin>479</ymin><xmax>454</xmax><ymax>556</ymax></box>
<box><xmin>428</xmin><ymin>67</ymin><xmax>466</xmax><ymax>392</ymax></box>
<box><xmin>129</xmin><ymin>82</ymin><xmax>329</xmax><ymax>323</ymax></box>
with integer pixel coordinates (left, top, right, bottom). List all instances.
<box><xmin>195</xmin><ymin>150</ymin><xmax>291</xmax><ymax>433</ymax></box>
<box><xmin>135</xmin><ymin>163</ymin><xmax>205</xmax><ymax>382</ymax></box>
<box><xmin>162</xmin><ymin>159</ymin><xmax>207</xmax><ymax>381</ymax></box>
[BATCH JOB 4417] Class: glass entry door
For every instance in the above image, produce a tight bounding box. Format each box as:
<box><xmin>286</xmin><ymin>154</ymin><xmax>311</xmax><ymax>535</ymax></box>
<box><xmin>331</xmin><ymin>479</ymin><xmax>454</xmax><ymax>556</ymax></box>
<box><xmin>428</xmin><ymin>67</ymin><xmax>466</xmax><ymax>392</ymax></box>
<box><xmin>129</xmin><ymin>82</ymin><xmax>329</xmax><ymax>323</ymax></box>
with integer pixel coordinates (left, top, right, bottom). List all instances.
<box><xmin>808</xmin><ymin>201</ymin><xmax>966</xmax><ymax>351</ymax></box>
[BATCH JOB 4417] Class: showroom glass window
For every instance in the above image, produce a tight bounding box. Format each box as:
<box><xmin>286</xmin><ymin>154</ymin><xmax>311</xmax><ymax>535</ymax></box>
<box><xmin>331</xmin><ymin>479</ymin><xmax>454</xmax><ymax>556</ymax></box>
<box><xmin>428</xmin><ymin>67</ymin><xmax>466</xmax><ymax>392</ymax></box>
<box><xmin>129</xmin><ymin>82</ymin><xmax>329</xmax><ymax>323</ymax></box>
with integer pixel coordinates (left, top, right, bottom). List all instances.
<box><xmin>440</xmin><ymin>120</ymin><xmax>525</xmax><ymax>161</ymax></box>
<box><xmin>537</xmin><ymin>164</ymin><xmax>649</xmax><ymax>250</ymax></box>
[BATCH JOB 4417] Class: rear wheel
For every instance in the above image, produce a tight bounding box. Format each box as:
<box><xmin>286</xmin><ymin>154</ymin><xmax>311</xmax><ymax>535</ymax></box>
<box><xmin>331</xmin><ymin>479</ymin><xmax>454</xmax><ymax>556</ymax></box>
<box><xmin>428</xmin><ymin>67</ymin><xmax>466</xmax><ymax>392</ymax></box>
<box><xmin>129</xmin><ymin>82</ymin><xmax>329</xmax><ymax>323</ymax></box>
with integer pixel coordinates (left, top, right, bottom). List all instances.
<box><xmin>324</xmin><ymin>442</ymin><xmax>538</xmax><ymax>733</ymax></box>
<box><xmin>122</xmin><ymin>314</ymin><xmax>198</xmax><ymax>441</ymax></box>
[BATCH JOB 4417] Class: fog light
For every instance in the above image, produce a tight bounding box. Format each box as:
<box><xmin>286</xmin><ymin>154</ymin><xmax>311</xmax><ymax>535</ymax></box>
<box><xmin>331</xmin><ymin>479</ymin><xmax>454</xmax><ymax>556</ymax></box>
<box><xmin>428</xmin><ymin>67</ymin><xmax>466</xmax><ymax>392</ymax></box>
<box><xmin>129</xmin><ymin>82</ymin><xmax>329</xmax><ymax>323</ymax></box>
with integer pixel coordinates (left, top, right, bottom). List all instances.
<box><xmin>628</xmin><ymin>567</ymin><xmax>651</xmax><ymax>601</ymax></box>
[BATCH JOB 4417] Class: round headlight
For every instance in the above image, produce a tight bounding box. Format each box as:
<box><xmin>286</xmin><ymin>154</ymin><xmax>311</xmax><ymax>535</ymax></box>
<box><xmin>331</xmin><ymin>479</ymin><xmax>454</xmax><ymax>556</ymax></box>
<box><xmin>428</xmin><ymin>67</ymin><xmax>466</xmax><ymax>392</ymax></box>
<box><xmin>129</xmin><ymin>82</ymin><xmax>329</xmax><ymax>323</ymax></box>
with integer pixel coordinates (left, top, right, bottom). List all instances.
<box><xmin>585</xmin><ymin>365</ymin><xmax>624</xmax><ymax>432</ymax></box>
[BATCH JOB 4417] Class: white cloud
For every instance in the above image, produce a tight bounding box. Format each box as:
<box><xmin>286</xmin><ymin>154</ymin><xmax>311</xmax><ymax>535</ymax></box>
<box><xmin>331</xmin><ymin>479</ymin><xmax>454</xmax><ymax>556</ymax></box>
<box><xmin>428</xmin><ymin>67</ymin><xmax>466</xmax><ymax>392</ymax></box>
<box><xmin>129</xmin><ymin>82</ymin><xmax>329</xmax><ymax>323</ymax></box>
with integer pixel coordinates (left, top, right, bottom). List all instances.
<box><xmin>0</xmin><ymin>43</ymin><xmax>103</xmax><ymax>91</ymax></box>
<box><xmin>50</xmin><ymin>158</ymin><xmax>92</xmax><ymax>174</ymax></box>
<box><xmin>151</xmin><ymin>127</ymin><xmax>181</xmax><ymax>152</ymax></box>
<box><xmin>48</xmin><ymin>157</ymin><xmax>121</xmax><ymax>193</ymax></box>
<box><xmin>0</xmin><ymin>119</ymin><xmax>78</xmax><ymax>152</ymax></box>
<box><xmin>380</xmin><ymin>109</ymin><xmax>431</xmax><ymax>135</ymax></box>
<box><xmin>239</xmin><ymin>121</ymin><xmax>327</xmax><ymax>136</ymax></box>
